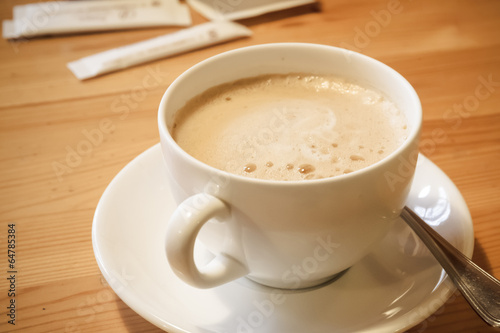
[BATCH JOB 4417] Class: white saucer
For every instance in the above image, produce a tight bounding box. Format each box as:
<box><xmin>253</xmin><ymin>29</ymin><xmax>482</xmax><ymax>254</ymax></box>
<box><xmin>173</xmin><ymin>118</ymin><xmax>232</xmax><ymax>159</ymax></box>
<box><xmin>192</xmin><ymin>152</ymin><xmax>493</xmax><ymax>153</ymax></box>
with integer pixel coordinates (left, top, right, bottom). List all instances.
<box><xmin>92</xmin><ymin>144</ymin><xmax>474</xmax><ymax>333</ymax></box>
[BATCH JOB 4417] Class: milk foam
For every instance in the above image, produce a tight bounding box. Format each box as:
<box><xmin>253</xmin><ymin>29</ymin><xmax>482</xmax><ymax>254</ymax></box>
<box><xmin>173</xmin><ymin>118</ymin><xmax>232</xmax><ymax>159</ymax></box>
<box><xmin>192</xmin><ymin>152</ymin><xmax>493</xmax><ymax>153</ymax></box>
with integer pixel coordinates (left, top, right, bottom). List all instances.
<box><xmin>172</xmin><ymin>74</ymin><xmax>408</xmax><ymax>181</ymax></box>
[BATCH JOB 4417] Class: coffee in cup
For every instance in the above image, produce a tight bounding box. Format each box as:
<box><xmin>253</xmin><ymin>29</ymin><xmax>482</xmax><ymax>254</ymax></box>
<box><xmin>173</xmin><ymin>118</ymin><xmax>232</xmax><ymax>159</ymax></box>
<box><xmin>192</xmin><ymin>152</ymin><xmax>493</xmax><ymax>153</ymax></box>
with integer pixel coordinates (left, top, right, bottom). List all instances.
<box><xmin>172</xmin><ymin>73</ymin><xmax>409</xmax><ymax>181</ymax></box>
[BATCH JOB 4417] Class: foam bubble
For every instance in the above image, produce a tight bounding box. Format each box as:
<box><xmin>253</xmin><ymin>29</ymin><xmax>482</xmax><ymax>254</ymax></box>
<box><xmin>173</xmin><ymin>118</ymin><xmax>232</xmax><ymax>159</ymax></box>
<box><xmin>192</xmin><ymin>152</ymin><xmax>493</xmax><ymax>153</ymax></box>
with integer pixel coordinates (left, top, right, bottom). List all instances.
<box><xmin>298</xmin><ymin>164</ymin><xmax>315</xmax><ymax>174</ymax></box>
<box><xmin>244</xmin><ymin>163</ymin><xmax>256</xmax><ymax>173</ymax></box>
<box><xmin>350</xmin><ymin>154</ymin><xmax>365</xmax><ymax>161</ymax></box>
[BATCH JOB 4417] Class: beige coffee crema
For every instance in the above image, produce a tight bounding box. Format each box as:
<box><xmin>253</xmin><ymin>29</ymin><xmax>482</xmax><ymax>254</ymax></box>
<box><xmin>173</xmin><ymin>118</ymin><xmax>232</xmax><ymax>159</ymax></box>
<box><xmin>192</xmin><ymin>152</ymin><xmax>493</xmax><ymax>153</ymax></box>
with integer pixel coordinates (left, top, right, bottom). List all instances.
<box><xmin>172</xmin><ymin>74</ymin><xmax>408</xmax><ymax>181</ymax></box>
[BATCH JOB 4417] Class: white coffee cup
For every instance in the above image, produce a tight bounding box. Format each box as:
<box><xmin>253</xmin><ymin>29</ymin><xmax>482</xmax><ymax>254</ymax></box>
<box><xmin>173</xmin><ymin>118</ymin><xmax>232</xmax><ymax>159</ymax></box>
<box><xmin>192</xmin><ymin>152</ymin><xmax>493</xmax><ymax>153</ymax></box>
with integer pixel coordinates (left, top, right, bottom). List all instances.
<box><xmin>158</xmin><ymin>43</ymin><xmax>421</xmax><ymax>289</ymax></box>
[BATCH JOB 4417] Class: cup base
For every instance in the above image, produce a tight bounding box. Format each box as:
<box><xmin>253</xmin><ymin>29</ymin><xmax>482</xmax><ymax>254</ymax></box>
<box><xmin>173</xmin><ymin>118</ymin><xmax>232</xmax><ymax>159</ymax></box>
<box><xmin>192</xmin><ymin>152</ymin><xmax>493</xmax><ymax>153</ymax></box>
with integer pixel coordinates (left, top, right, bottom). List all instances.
<box><xmin>246</xmin><ymin>268</ymin><xmax>350</xmax><ymax>291</ymax></box>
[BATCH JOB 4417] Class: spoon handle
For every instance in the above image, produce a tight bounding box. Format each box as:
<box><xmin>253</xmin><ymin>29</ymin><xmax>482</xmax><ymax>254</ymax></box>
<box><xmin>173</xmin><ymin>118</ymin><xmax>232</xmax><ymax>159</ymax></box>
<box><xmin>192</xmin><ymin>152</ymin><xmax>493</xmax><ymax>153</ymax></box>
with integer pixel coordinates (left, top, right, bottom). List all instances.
<box><xmin>401</xmin><ymin>206</ymin><xmax>500</xmax><ymax>328</ymax></box>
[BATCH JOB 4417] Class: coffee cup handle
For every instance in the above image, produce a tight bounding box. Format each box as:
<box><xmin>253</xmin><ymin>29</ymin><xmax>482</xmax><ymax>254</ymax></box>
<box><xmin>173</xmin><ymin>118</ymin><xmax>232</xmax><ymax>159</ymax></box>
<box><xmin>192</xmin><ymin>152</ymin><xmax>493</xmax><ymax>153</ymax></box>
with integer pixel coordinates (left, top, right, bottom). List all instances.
<box><xmin>165</xmin><ymin>193</ymin><xmax>249</xmax><ymax>288</ymax></box>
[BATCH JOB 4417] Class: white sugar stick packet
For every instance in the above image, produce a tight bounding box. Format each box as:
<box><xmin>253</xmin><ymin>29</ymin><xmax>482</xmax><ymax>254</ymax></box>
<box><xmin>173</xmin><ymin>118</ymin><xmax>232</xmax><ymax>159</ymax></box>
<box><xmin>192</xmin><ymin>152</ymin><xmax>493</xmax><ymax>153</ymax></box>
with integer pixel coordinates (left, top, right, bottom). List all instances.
<box><xmin>67</xmin><ymin>21</ymin><xmax>252</xmax><ymax>80</ymax></box>
<box><xmin>3</xmin><ymin>0</ymin><xmax>191</xmax><ymax>39</ymax></box>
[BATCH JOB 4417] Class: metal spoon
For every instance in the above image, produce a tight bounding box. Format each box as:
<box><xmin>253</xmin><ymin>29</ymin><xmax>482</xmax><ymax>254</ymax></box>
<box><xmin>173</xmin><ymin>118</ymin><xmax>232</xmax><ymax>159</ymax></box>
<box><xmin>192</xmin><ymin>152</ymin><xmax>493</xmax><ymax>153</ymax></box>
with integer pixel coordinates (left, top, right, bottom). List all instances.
<box><xmin>401</xmin><ymin>206</ymin><xmax>500</xmax><ymax>327</ymax></box>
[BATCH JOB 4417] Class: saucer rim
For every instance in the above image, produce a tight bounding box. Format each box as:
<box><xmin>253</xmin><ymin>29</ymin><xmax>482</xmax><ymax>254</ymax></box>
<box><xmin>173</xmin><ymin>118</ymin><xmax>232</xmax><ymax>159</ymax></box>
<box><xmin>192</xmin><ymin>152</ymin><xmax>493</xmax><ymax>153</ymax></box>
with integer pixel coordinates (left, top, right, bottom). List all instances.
<box><xmin>92</xmin><ymin>144</ymin><xmax>474</xmax><ymax>333</ymax></box>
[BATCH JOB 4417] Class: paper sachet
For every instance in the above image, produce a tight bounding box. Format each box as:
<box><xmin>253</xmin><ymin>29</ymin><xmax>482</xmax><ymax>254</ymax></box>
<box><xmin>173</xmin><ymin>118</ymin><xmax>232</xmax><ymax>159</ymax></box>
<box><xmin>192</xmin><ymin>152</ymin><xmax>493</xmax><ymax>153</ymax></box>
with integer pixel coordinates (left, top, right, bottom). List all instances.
<box><xmin>3</xmin><ymin>0</ymin><xmax>191</xmax><ymax>39</ymax></box>
<box><xmin>187</xmin><ymin>0</ymin><xmax>319</xmax><ymax>21</ymax></box>
<box><xmin>67</xmin><ymin>21</ymin><xmax>252</xmax><ymax>80</ymax></box>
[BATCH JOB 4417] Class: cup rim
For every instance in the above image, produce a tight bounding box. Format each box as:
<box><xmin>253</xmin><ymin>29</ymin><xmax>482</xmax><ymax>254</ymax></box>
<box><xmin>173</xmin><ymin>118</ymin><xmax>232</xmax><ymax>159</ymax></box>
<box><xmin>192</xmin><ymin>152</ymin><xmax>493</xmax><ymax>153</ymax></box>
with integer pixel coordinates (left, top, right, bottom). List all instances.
<box><xmin>158</xmin><ymin>42</ymin><xmax>422</xmax><ymax>186</ymax></box>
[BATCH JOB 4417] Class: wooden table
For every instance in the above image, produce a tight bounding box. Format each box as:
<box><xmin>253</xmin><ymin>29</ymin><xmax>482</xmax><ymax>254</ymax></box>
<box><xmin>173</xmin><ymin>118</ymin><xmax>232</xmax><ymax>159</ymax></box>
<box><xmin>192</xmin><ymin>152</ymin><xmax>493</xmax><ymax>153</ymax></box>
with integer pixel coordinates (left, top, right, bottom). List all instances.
<box><xmin>1</xmin><ymin>0</ymin><xmax>499</xmax><ymax>332</ymax></box>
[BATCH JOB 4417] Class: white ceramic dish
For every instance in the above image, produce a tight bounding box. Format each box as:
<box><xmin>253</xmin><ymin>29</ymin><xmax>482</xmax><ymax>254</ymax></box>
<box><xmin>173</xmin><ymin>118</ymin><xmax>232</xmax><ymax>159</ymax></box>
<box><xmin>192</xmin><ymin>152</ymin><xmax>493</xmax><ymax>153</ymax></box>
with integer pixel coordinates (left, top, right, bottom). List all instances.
<box><xmin>92</xmin><ymin>144</ymin><xmax>474</xmax><ymax>333</ymax></box>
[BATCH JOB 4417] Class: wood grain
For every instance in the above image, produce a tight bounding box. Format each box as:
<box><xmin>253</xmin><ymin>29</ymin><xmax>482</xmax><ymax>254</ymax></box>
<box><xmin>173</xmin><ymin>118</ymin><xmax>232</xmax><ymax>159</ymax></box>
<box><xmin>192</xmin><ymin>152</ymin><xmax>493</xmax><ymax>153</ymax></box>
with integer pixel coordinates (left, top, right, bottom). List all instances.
<box><xmin>0</xmin><ymin>0</ymin><xmax>499</xmax><ymax>332</ymax></box>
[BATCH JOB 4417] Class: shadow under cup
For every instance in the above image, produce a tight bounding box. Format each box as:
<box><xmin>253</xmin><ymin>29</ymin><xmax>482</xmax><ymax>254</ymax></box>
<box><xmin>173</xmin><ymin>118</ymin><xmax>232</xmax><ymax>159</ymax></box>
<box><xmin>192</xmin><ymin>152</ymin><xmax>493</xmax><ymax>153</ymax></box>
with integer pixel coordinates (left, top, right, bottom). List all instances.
<box><xmin>159</xmin><ymin>43</ymin><xmax>422</xmax><ymax>289</ymax></box>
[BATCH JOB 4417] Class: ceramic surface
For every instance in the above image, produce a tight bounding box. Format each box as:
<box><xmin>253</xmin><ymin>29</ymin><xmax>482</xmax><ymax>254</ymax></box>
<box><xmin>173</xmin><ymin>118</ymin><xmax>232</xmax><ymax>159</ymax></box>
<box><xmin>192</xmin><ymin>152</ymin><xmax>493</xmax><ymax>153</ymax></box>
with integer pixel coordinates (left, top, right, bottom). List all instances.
<box><xmin>93</xmin><ymin>144</ymin><xmax>474</xmax><ymax>333</ymax></box>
